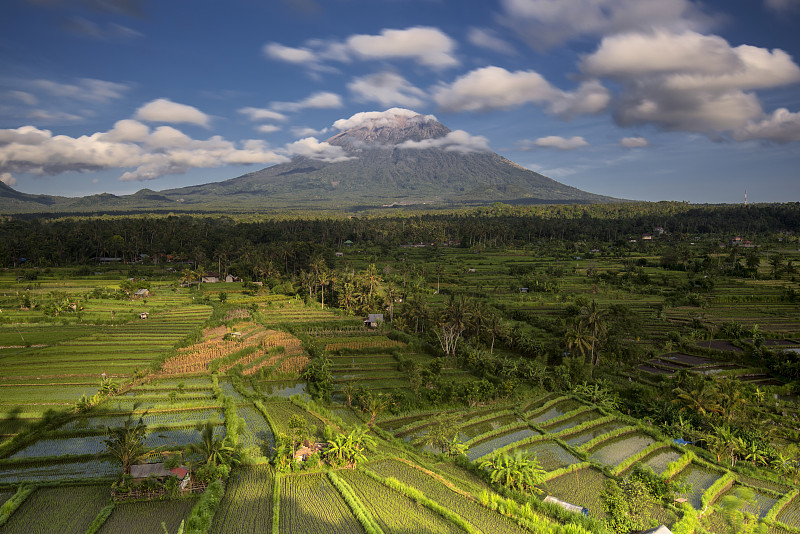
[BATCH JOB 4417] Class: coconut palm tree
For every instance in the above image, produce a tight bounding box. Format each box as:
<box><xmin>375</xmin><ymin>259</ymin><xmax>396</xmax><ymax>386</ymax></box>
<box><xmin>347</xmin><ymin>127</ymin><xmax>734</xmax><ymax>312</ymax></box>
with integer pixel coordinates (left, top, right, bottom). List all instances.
<box><xmin>565</xmin><ymin>322</ymin><xmax>592</xmax><ymax>363</ymax></box>
<box><xmin>104</xmin><ymin>415</ymin><xmax>151</xmax><ymax>475</ymax></box>
<box><xmin>672</xmin><ymin>378</ymin><xmax>720</xmax><ymax>418</ymax></box>
<box><xmin>188</xmin><ymin>420</ymin><xmax>237</xmax><ymax>467</ymax></box>
<box><xmin>318</xmin><ymin>268</ymin><xmax>331</xmax><ymax>309</ymax></box>
<box><xmin>581</xmin><ymin>300</ymin><xmax>607</xmax><ymax>367</ymax></box>
<box><xmin>359</xmin><ymin>392</ymin><xmax>389</xmax><ymax>427</ymax></box>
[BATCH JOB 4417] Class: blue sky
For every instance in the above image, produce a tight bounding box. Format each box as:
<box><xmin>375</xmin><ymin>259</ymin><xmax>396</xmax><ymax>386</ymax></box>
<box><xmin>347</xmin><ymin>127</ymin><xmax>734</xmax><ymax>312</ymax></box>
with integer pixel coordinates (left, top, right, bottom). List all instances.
<box><xmin>1</xmin><ymin>0</ymin><xmax>799</xmax><ymax>203</ymax></box>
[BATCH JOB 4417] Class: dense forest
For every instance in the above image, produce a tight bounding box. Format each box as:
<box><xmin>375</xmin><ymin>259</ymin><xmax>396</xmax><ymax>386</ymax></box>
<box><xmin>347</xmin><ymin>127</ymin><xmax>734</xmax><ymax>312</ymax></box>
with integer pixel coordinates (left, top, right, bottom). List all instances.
<box><xmin>2</xmin><ymin>203</ymin><xmax>798</xmax><ymax>272</ymax></box>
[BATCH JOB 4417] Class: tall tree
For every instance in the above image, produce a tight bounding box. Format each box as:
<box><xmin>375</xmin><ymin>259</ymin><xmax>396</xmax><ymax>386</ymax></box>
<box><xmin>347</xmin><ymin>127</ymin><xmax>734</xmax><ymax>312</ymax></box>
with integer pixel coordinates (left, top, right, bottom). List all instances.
<box><xmin>104</xmin><ymin>415</ymin><xmax>151</xmax><ymax>475</ymax></box>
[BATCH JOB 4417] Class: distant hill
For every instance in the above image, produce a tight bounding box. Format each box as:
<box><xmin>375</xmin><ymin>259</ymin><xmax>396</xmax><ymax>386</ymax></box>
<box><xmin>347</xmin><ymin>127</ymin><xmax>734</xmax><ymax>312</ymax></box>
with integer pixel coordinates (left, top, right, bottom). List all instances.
<box><xmin>0</xmin><ymin>109</ymin><xmax>620</xmax><ymax>214</ymax></box>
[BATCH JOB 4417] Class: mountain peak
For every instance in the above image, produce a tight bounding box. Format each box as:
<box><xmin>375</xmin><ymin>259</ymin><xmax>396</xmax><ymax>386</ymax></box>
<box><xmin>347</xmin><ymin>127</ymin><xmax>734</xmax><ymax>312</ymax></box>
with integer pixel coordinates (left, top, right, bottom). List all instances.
<box><xmin>327</xmin><ymin>108</ymin><xmax>450</xmax><ymax>147</ymax></box>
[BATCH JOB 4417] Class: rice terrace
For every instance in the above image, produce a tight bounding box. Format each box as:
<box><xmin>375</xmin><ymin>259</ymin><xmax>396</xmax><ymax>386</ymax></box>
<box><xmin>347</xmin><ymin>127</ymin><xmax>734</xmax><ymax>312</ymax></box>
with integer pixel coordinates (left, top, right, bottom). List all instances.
<box><xmin>0</xmin><ymin>203</ymin><xmax>796</xmax><ymax>534</ymax></box>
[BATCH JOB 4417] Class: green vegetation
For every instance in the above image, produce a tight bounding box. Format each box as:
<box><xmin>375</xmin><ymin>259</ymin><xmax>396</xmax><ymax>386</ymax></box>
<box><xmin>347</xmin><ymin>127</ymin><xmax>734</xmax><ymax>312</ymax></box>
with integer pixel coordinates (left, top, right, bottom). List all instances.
<box><xmin>0</xmin><ymin>203</ymin><xmax>798</xmax><ymax>533</ymax></box>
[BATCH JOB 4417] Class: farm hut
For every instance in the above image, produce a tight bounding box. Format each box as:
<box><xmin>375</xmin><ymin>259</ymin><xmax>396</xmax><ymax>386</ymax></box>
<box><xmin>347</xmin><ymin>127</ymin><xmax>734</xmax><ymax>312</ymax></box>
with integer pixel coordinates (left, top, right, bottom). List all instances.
<box><xmin>134</xmin><ymin>288</ymin><xmax>150</xmax><ymax>298</ymax></box>
<box><xmin>130</xmin><ymin>463</ymin><xmax>191</xmax><ymax>488</ymax></box>
<box><xmin>139</xmin><ymin>312</ymin><xmax>149</xmax><ymax>319</ymax></box>
<box><xmin>519</xmin><ymin>287</ymin><xmax>529</xmax><ymax>293</ymax></box>
<box><xmin>641</xmin><ymin>527</ymin><xmax>673</xmax><ymax>534</ymax></box>
<box><xmin>335</xmin><ymin>252</ymin><xmax>344</xmax><ymax>257</ymax></box>
<box><xmin>543</xmin><ymin>496</ymin><xmax>588</xmax><ymax>516</ymax></box>
<box><xmin>225</xmin><ymin>275</ymin><xmax>242</xmax><ymax>283</ymax></box>
<box><xmin>364</xmin><ymin>313</ymin><xmax>384</xmax><ymax>328</ymax></box>
<box><xmin>293</xmin><ymin>442</ymin><xmax>326</xmax><ymax>462</ymax></box>
<box><xmin>201</xmin><ymin>272</ymin><xmax>220</xmax><ymax>283</ymax></box>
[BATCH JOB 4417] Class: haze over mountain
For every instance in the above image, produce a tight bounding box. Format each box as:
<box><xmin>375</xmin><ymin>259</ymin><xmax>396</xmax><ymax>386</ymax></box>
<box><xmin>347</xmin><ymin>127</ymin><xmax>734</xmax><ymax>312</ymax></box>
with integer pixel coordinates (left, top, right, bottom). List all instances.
<box><xmin>0</xmin><ymin>109</ymin><xmax>617</xmax><ymax>213</ymax></box>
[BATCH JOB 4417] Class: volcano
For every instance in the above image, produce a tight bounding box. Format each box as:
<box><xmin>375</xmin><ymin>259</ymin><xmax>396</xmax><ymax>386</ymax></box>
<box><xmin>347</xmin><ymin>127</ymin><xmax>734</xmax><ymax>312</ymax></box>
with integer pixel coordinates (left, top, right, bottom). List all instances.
<box><xmin>159</xmin><ymin>108</ymin><xmax>617</xmax><ymax>209</ymax></box>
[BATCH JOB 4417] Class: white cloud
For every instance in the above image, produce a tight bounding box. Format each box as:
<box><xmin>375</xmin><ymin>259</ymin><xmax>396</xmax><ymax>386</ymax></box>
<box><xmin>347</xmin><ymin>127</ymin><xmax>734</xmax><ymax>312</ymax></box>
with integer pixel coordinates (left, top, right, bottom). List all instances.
<box><xmin>530</xmin><ymin>135</ymin><xmax>589</xmax><ymax>150</ymax></box>
<box><xmin>238</xmin><ymin>107</ymin><xmax>288</xmax><ymax>122</ymax></box>
<box><xmin>332</xmin><ymin>108</ymin><xmax>437</xmax><ymax>131</ymax></box>
<box><xmin>548</xmin><ymin>80</ymin><xmax>611</xmax><ymax>118</ymax></box>
<box><xmin>144</xmin><ymin>126</ymin><xmax>194</xmax><ymax>148</ymax></box>
<box><xmin>765</xmin><ymin>0</ymin><xmax>800</xmax><ymax>12</ymax></box>
<box><xmin>134</xmin><ymin>98</ymin><xmax>211</xmax><ymax>128</ymax></box>
<box><xmin>397</xmin><ymin>130</ymin><xmax>491</xmax><ymax>153</ymax></box>
<box><xmin>0</xmin><ymin>172</ymin><xmax>16</xmax><ymax>186</ymax></box>
<box><xmin>582</xmin><ymin>31</ymin><xmax>738</xmax><ymax>77</ymax></box>
<box><xmin>28</xmin><ymin>110</ymin><xmax>83</xmax><ymax>122</ymax></box>
<box><xmin>291</xmin><ymin>126</ymin><xmax>329</xmax><ymax>137</ymax></box>
<box><xmin>348</xmin><ymin>72</ymin><xmax>426</xmax><ymax>108</ymax></box>
<box><xmin>733</xmin><ymin>108</ymin><xmax>800</xmax><ymax>143</ymax></box>
<box><xmin>256</xmin><ymin>124</ymin><xmax>281</xmax><ymax>134</ymax></box>
<box><xmin>33</xmin><ymin>78</ymin><xmax>131</xmax><ymax>103</ymax></box>
<box><xmin>102</xmin><ymin>119</ymin><xmax>150</xmax><ymax>142</ymax></box>
<box><xmin>346</xmin><ymin>26</ymin><xmax>458</xmax><ymax>68</ymax></box>
<box><xmin>285</xmin><ymin>137</ymin><xmax>354</xmax><ymax>162</ymax></box>
<box><xmin>433</xmin><ymin>66</ymin><xmax>609</xmax><ymax>117</ymax></box>
<box><xmin>581</xmin><ymin>30</ymin><xmax>800</xmax><ymax>136</ymax></box>
<box><xmin>0</xmin><ymin>125</ymin><xmax>52</xmax><ymax>145</ymax></box>
<box><xmin>271</xmin><ymin>91</ymin><xmax>343</xmax><ymax>112</ymax></box>
<box><xmin>0</xmin><ymin>123</ymin><xmax>288</xmax><ymax>182</ymax></box>
<box><xmin>262</xmin><ymin>42</ymin><xmax>317</xmax><ymax>64</ymax></box>
<box><xmin>264</xmin><ymin>26</ymin><xmax>458</xmax><ymax>72</ymax></box>
<box><xmin>8</xmin><ymin>91</ymin><xmax>37</xmax><ymax>106</ymax></box>
<box><xmin>499</xmin><ymin>0</ymin><xmax>713</xmax><ymax>50</ymax></box>
<box><xmin>620</xmin><ymin>136</ymin><xmax>650</xmax><ymax>148</ymax></box>
<box><xmin>467</xmin><ymin>28</ymin><xmax>516</xmax><ymax>55</ymax></box>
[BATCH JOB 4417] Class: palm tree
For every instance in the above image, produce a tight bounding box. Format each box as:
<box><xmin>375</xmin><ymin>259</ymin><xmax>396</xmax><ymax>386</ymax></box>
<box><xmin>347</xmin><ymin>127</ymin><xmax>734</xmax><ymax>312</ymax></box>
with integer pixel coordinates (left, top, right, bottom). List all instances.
<box><xmin>188</xmin><ymin>420</ymin><xmax>236</xmax><ymax>467</ymax></box>
<box><xmin>104</xmin><ymin>415</ymin><xmax>151</xmax><ymax>475</ymax></box>
<box><xmin>581</xmin><ymin>300</ymin><xmax>607</xmax><ymax>367</ymax></box>
<box><xmin>363</xmin><ymin>263</ymin><xmax>382</xmax><ymax>300</ymax></box>
<box><xmin>672</xmin><ymin>378</ymin><xmax>720</xmax><ymax>418</ymax></box>
<box><xmin>318</xmin><ymin>269</ymin><xmax>331</xmax><ymax>309</ymax></box>
<box><xmin>384</xmin><ymin>283</ymin><xmax>399</xmax><ymax>322</ymax></box>
<box><xmin>359</xmin><ymin>392</ymin><xmax>389</xmax><ymax>427</ymax></box>
<box><xmin>485</xmin><ymin>312</ymin><xmax>506</xmax><ymax>354</ymax></box>
<box><xmin>769</xmin><ymin>253</ymin><xmax>785</xmax><ymax>279</ymax></box>
<box><xmin>340</xmin><ymin>382</ymin><xmax>358</xmax><ymax>408</ymax></box>
<box><xmin>716</xmin><ymin>377</ymin><xmax>747</xmax><ymax>424</ymax></box>
<box><xmin>565</xmin><ymin>322</ymin><xmax>592</xmax><ymax>363</ymax></box>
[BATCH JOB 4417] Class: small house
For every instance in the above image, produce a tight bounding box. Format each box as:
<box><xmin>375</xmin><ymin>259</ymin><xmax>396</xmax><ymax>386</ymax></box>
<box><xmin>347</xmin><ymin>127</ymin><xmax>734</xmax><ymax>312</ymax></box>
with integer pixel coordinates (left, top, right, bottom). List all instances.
<box><xmin>640</xmin><ymin>526</ymin><xmax>673</xmax><ymax>534</ymax></box>
<box><xmin>130</xmin><ymin>463</ymin><xmax>191</xmax><ymax>489</ymax></box>
<box><xmin>201</xmin><ymin>272</ymin><xmax>220</xmax><ymax>283</ymax></box>
<box><xmin>225</xmin><ymin>275</ymin><xmax>242</xmax><ymax>283</ymax></box>
<box><xmin>134</xmin><ymin>288</ymin><xmax>150</xmax><ymax>298</ymax></box>
<box><xmin>364</xmin><ymin>313</ymin><xmax>384</xmax><ymax>328</ymax></box>
<box><xmin>654</xmin><ymin>226</ymin><xmax>665</xmax><ymax>235</ymax></box>
<box><xmin>519</xmin><ymin>287</ymin><xmax>529</xmax><ymax>293</ymax></box>
<box><xmin>335</xmin><ymin>252</ymin><xmax>344</xmax><ymax>257</ymax></box>
<box><xmin>293</xmin><ymin>442</ymin><xmax>327</xmax><ymax>462</ymax></box>
<box><xmin>139</xmin><ymin>312</ymin><xmax>149</xmax><ymax>319</ymax></box>
<box><xmin>642</xmin><ymin>234</ymin><xmax>653</xmax><ymax>241</ymax></box>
